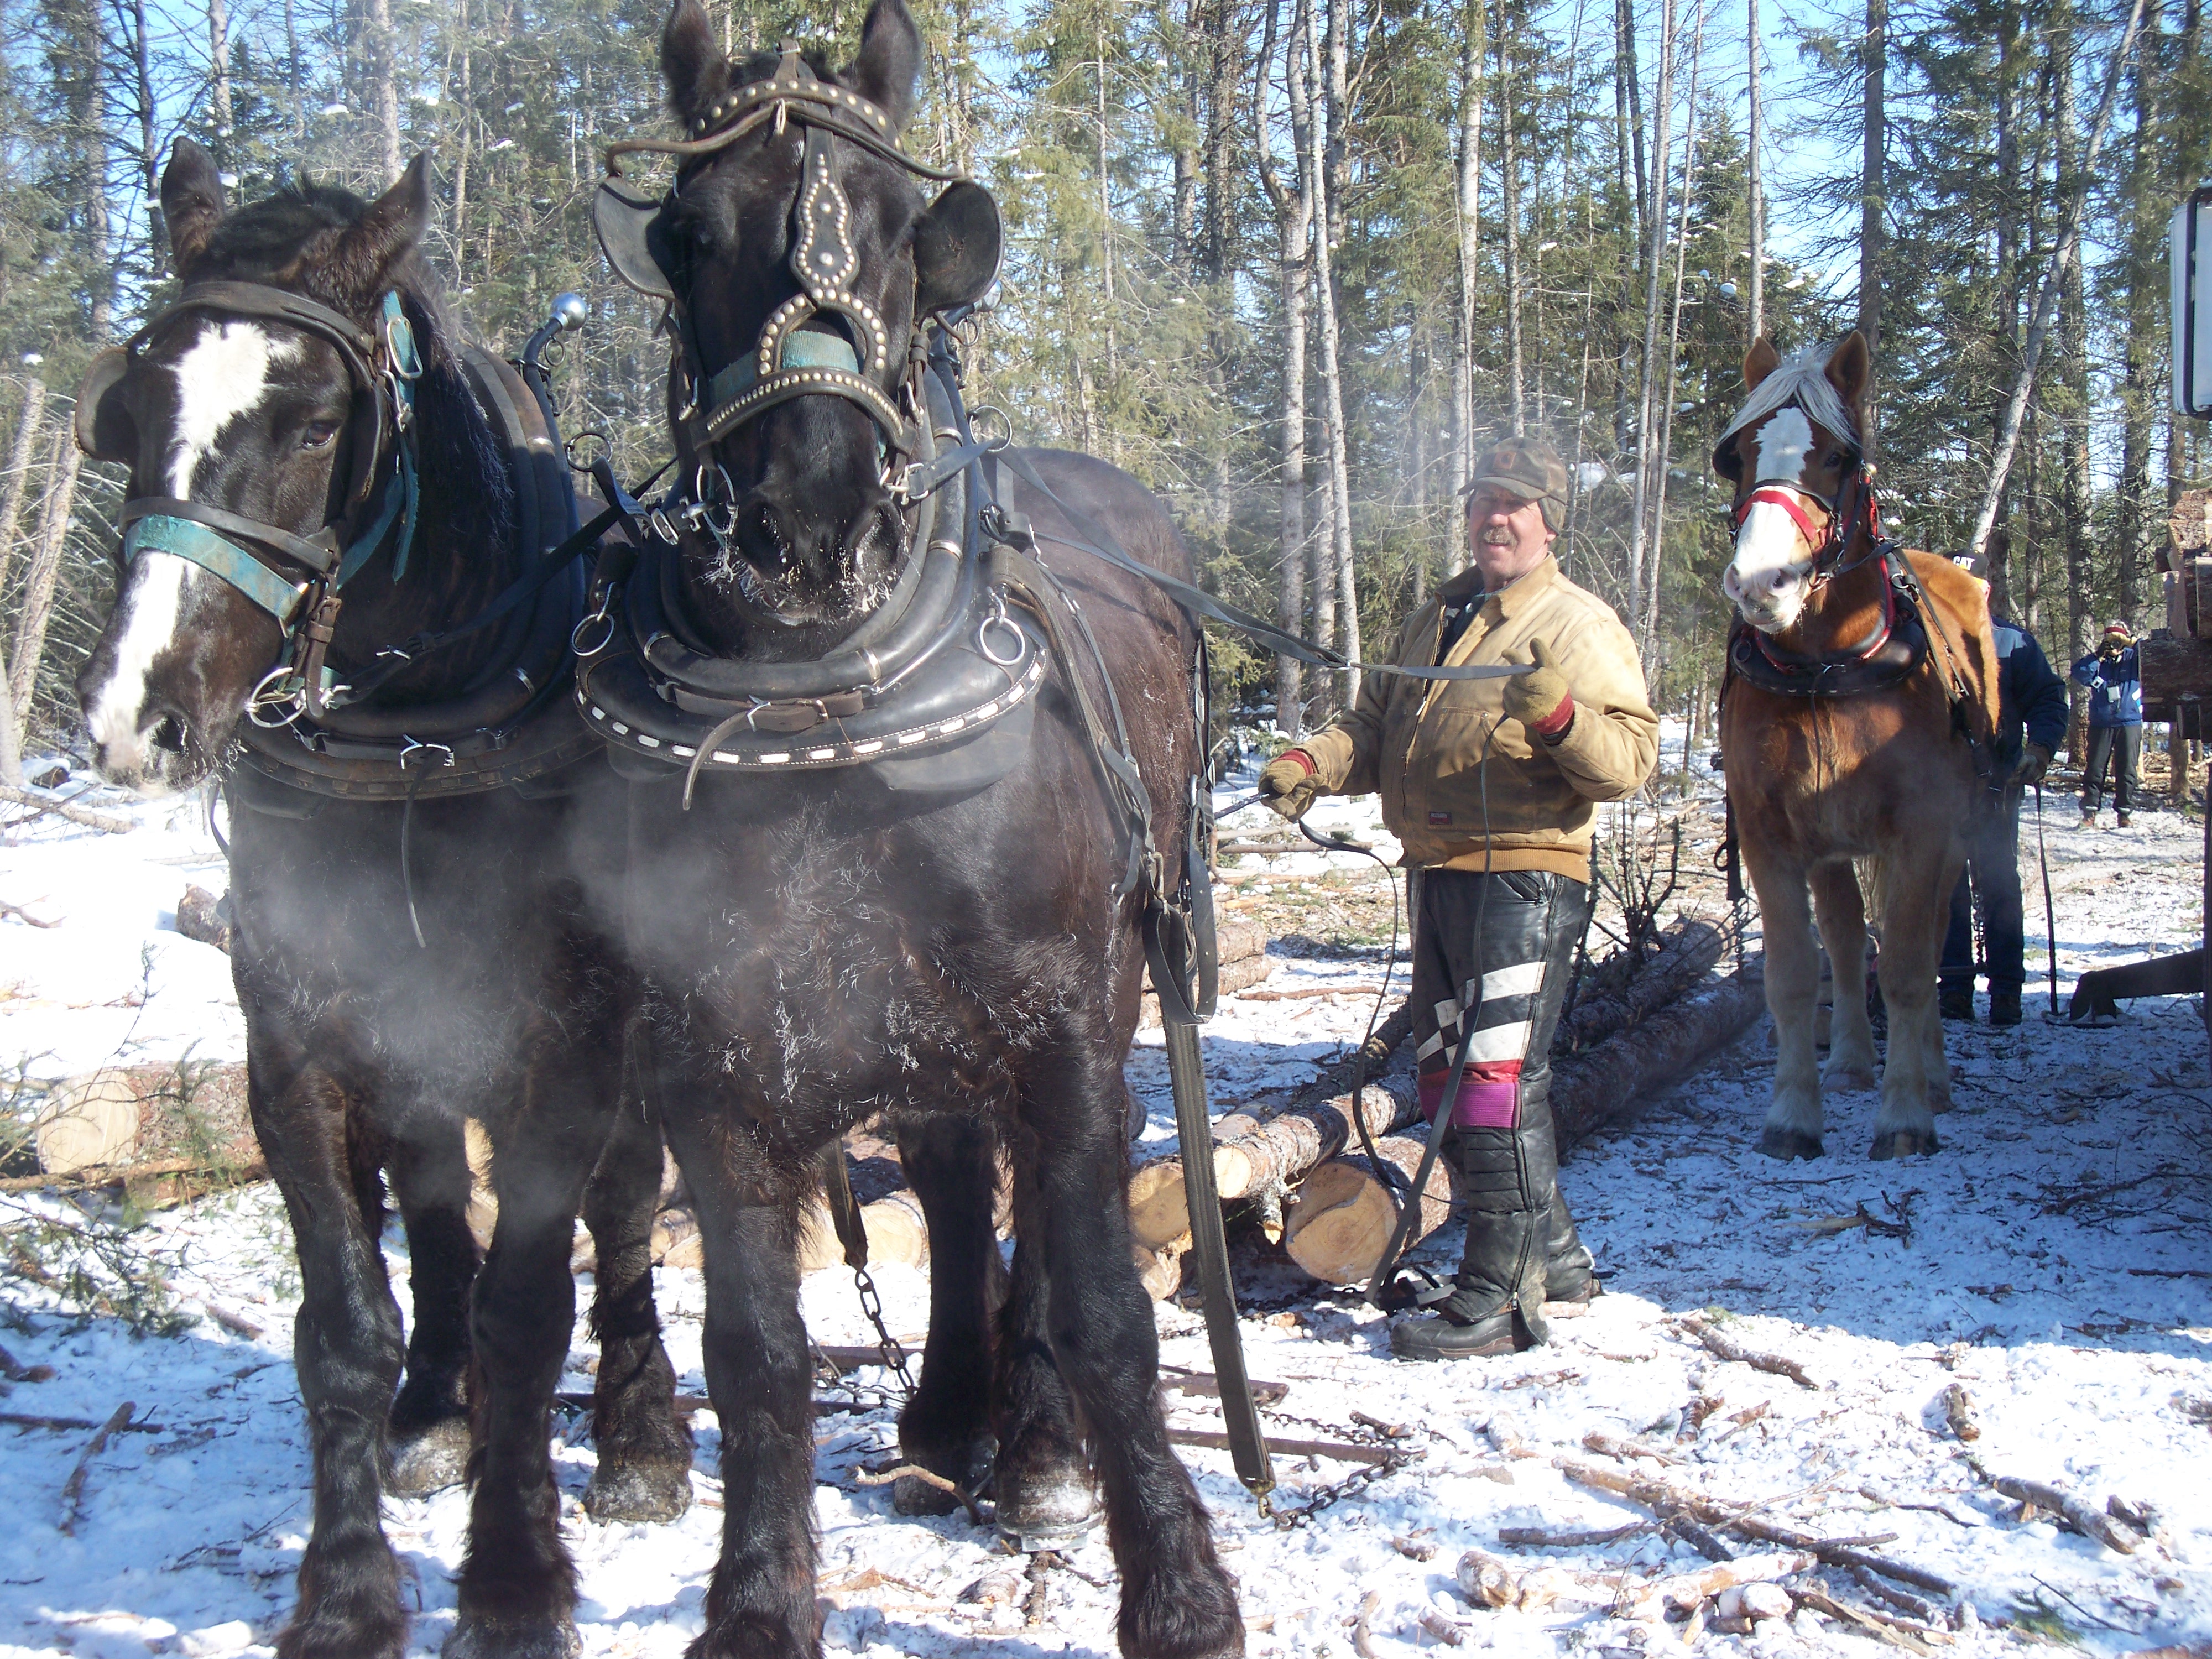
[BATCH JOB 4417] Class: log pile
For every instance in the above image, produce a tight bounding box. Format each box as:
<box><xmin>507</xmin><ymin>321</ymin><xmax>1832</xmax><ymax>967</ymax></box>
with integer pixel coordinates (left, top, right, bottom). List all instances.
<box><xmin>1553</xmin><ymin>920</ymin><xmax>1724</xmax><ymax>1055</ymax></box>
<box><xmin>1139</xmin><ymin>919</ymin><xmax>1272</xmax><ymax>1024</ymax></box>
<box><xmin>6</xmin><ymin>1061</ymin><xmax>263</xmax><ymax>1206</ymax></box>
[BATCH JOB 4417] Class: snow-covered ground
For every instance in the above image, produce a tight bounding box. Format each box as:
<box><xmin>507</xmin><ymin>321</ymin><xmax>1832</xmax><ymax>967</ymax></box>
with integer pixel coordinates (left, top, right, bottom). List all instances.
<box><xmin>1</xmin><ymin>745</ymin><xmax>2208</xmax><ymax>1659</ymax></box>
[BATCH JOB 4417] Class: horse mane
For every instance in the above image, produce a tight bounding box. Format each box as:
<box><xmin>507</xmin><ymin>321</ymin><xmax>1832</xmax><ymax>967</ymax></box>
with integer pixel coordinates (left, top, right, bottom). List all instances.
<box><xmin>1717</xmin><ymin>345</ymin><xmax>1861</xmax><ymax>449</ymax></box>
<box><xmin>192</xmin><ymin>180</ymin><xmax>514</xmax><ymax>538</ymax></box>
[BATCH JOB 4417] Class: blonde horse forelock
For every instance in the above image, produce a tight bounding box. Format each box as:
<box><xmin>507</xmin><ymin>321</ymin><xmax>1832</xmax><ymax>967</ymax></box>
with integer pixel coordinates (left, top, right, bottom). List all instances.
<box><xmin>1717</xmin><ymin>345</ymin><xmax>1860</xmax><ymax>457</ymax></box>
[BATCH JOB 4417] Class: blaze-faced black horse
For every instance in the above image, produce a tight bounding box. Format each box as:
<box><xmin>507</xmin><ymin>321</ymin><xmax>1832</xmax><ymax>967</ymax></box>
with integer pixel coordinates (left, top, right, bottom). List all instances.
<box><xmin>582</xmin><ymin>2</ymin><xmax>1244</xmax><ymax>1654</ymax></box>
<box><xmin>75</xmin><ymin>143</ymin><xmax>690</xmax><ymax>1659</ymax></box>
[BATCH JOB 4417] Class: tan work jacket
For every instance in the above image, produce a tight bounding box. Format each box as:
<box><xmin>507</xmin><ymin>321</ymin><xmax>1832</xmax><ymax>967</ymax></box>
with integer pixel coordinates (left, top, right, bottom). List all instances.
<box><xmin>1299</xmin><ymin>555</ymin><xmax>1657</xmax><ymax>878</ymax></box>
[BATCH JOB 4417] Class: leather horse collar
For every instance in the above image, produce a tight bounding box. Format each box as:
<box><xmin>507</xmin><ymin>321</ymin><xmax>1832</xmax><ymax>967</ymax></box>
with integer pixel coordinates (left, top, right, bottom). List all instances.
<box><xmin>1726</xmin><ymin>542</ymin><xmax>1928</xmax><ymax>698</ymax></box>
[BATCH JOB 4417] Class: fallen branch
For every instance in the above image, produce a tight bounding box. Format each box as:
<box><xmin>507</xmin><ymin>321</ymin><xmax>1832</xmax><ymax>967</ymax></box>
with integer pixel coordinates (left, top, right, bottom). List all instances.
<box><xmin>0</xmin><ymin>1154</ymin><xmax>269</xmax><ymax>1195</ymax></box>
<box><xmin>1679</xmin><ymin>1314</ymin><xmax>1820</xmax><ymax>1389</ymax></box>
<box><xmin>1550</xmin><ymin>967</ymin><xmax>1767</xmax><ymax>1149</ymax></box>
<box><xmin>57</xmin><ymin>1402</ymin><xmax>135</xmax><ymax>1535</ymax></box>
<box><xmin>2038</xmin><ymin>1164</ymin><xmax>2180</xmax><ymax>1217</ymax></box>
<box><xmin>1979</xmin><ymin>1469</ymin><xmax>2142</xmax><ymax>1555</ymax></box>
<box><xmin>1496</xmin><ymin>1521</ymin><xmax>1651</xmax><ymax>1548</ymax></box>
<box><xmin>0</xmin><ymin>785</ymin><xmax>133</xmax><ymax>834</ymax></box>
<box><xmin>1792</xmin><ymin>1585</ymin><xmax>1947</xmax><ymax>1652</ymax></box>
<box><xmin>851</xmin><ymin>1462</ymin><xmax>984</xmax><ymax>1525</ymax></box>
<box><xmin>0</xmin><ymin>1342</ymin><xmax>54</xmax><ymax>1384</ymax></box>
<box><xmin>1553</xmin><ymin>1455</ymin><xmax>1956</xmax><ymax>1597</ymax></box>
<box><xmin>199</xmin><ymin>1301</ymin><xmax>265</xmax><ymax>1340</ymax></box>
<box><xmin>0</xmin><ymin>898</ymin><xmax>59</xmax><ymax>928</ymax></box>
<box><xmin>1235</xmin><ymin>983</ymin><xmax>1382</xmax><ymax>1001</ymax></box>
<box><xmin>1168</xmin><ymin>1427</ymin><xmax>1407</xmax><ymax>1467</ymax></box>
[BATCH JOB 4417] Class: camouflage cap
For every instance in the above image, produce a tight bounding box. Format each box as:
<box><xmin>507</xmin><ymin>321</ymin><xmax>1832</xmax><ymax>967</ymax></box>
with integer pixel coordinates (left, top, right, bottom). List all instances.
<box><xmin>1462</xmin><ymin>436</ymin><xmax>1571</xmax><ymax>531</ymax></box>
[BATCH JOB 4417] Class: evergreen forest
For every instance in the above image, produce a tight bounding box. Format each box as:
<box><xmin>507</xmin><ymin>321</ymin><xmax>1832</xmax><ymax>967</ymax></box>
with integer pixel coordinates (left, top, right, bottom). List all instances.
<box><xmin>0</xmin><ymin>0</ymin><xmax>2203</xmax><ymax>757</ymax></box>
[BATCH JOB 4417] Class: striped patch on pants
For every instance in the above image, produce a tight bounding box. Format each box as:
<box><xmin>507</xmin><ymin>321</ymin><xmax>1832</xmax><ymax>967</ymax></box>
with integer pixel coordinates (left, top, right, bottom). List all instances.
<box><xmin>1416</xmin><ymin>958</ymin><xmax>1546</xmax><ymax>1128</ymax></box>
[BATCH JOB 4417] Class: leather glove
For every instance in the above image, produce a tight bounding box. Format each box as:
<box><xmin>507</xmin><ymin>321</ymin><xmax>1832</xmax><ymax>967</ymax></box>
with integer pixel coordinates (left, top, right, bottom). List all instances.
<box><xmin>1257</xmin><ymin>749</ymin><xmax>1322</xmax><ymax>820</ymax></box>
<box><xmin>1501</xmin><ymin>637</ymin><xmax>1575</xmax><ymax>742</ymax></box>
<box><xmin>2010</xmin><ymin>740</ymin><xmax>2053</xmax><ymax>786</ymax></box>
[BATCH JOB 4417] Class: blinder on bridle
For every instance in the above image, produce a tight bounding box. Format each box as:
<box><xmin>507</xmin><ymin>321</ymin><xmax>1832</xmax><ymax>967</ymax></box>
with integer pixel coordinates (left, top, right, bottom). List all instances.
<box><xmin>75</xmin><ymin>280</ymin><xmax>425</xmax><ymax>717</ymax></box>
<box><xmin>593</xmin><ymin>44</ymin><xmax>1001</xmax><ymax>465</ymax></box>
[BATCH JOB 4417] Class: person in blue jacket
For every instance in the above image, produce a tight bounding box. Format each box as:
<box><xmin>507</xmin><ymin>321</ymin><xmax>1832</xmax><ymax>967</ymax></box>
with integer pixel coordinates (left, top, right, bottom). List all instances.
<box><xmin>2072</xmin><ymin>620</ymin><xmax>2143</xmax><ymax>828</ymax></box>
<box><xmin>1940</xmin><ymin>607</ymin><xmax>2070</xmax><ymax>1026</ymax></box>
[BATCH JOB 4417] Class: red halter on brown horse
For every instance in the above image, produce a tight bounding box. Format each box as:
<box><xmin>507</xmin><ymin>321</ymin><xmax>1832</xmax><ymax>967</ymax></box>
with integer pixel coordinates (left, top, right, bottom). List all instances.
<box><xmin>1715</xmin><ymin>333</ymin><xmax>2000</xmax><ymax>1160</ymax></box>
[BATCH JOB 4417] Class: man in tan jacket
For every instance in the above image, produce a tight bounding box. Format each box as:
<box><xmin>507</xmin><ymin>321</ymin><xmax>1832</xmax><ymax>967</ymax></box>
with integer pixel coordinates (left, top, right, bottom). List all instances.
<box><xmin>1258</xmin><ymin>437</ymin><xmax>1657</xmax><ymax>1359</ymax></box>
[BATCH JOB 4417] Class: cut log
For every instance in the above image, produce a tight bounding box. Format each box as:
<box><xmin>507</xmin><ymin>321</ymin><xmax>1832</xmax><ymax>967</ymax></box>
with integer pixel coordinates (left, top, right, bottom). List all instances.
<box><xmin>1281</xmin><ymin>1129</ymin><xmax>1454</xmax><ymax>1286</ymax></box>
<box><xmin>2141</xmin><ymin>633</ymin><xmax>2212</xmax><ymax>708</ymax></box>
<box><xmin>1127</xmin><ymin>1080</ymin><xmax>1414</xmax><ymax>1250</ymax></box>
<box><xmin>1550</xmin><ymin>967</ymin><xmax>1767</xmax><ymax>1150</ymax></box>
<box><xmin>1555</xmin><ymin>921</ymin><xmax>1724</xmax><ymax>1055</ymax></box>
<box><xmin>31</xmin><ymin>1062</ymin><xmax>256</xmax><ymax>1178</ymax></box>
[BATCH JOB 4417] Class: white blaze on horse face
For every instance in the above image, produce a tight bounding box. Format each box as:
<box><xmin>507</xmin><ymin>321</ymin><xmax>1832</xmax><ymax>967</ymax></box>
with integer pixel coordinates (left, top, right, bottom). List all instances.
<box><xmin>166</xmin><ymin>319</ymin><xmax>305</xmax><ymax>495</ymax></box>
<box><xmin>1724</xmin><ymin>408</ymin><xmax>1818</xmax><ymax>632</ymax></box>
<box><xmin>82</xmin><ymin>552</ymin><xmax>200</xmax><ymax>792</ymax></box>
<box><xmin>84</xmin><ymin>320</ymin><xmax>303</xmax><ymax>793</ymax></box>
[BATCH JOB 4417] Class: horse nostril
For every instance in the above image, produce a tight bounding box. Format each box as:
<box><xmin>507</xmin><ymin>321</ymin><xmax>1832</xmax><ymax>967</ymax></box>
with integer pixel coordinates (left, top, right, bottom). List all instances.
<box><xmin>1770</xmin><ymin>572</ymin><xmax>1788</xmax><ymax>592</ymax></box>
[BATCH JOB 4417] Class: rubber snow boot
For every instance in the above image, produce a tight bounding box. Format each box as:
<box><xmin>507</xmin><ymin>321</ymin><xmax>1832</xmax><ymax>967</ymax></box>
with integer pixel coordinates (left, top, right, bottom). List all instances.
<box><xmin>1543</xmin><ymin>1188</ymin><xmax>1599</xmax><ymax>1305</ymax></box>
<box><xmin>2079</xmin><ymin>809</ymin><xmax>2097</xmax><ymax>828</ymax></box>
<box><xmin>1938</xmin><ymin>983</ymin><xmax>1976</xmax><ymax>1023</ymax></box>
<box><xmin>1987</xmin><ymin>985</ymin><xmax>2022</xmax><ymax>1026</ymax></box>
<box><xmin>2117</xmin><ymin>811</ymin><xmax>2132</xmax><ymax>828</ymax></box>
<box><xmin>1391</xmin><ymin>1114</ymin><xmax>1556</xmax><ymax>1361</ymax></box>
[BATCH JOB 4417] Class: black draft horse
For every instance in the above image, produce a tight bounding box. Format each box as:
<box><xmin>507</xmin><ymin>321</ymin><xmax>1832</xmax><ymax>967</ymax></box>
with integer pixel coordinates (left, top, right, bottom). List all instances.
<box><xmin>607</xmin><ymin>3</ymin><xmax>1245</xmax><ymax>1655</ymax></box>
<box><xmin>75</xmin><ymin>144</ymin><xmax>690</xmax><ymax>1659</ymax></box>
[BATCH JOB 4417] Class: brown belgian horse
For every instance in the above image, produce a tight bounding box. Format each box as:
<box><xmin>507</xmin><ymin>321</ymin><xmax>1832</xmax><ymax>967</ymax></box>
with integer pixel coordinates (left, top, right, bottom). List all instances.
<box><xmin>1716</xmin><ymin>333</ymin><xmax>1999</xmax><ymax>1160</ymax></box>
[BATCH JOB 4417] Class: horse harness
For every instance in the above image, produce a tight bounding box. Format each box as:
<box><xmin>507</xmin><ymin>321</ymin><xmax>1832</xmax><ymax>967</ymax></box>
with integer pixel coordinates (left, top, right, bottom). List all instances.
<box><xmin>1714</xmin><ymin>456</ymin><xmax>1996</xmax><ymax>900</ymax></box>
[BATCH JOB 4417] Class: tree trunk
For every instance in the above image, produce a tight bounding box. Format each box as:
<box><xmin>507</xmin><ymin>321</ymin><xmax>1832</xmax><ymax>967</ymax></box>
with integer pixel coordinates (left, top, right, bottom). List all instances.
<box><xmin>131</xmin><ymin>0</ymin><xmax>163</xmax><ymax>284</ymax></box>
<box><xmin>1626</xmin><ymin>0</ymin><xmax>1677</xmax><ymax>634</ymax></box>
<box><xmin>1551</xmin><ymin>969</ymin><xmax>1769</xmax><ymax>1149</ymax></box>
<box><xmin>2057</xmin><ymin>13</ymin><xmax>2095</xmax><ymax>676</ymax></box>
<box><xmin>1746</xmin><ymin>0</ymin><xmax>1764</xmax><ymax>342</ymax></box>
<box><xmin>1859</xmin><ymin>0</ymin><xmax>1886</xmax><ymax>421</ymax></box>
<box><xmin>8</xmin><ymin>432</ymin><xmax>84</xmax><ymax>749</ymax></box>
<box><xmin>1303</xmin><ymin>0</ymin><xmax>1357</xmax><ymax>695</ymax></box>
<box><xmin>0</xmin><ymin>379</ymin><xmax>48</xmax><ymax>602</ymax></box>
<box><xmin>1966</xmin><ymin>0</ymin><xmax>2150</xmax><ymax>563</ymax></box>
<box><xmin>1256</xmin><ymin>0</ymin><xmax>1313</xmax><ymax>734</ymax></box>
<box><xmin>1642</xmin><ymin>0</ymin><xmax>1708</xmax><ymax>649</ymax></box>
<box><xmin>366</xmin><ymin>0</ymin><xmax>403</xmax><ymax>181</ymax></box>
<box><xmin>1501</xmin><ymin>14</ymin><xmax>1525</xmax><ymax>436</ymax></box>
<box><xmin>1454</xmin><ymin>0</ymin><xmax>1485</xmax><ymax>518</ymax></box>
<box><xmin>2115</xmin><ymin>3</ymin><xmax>2163</xmax><ymax>627</ymax></box>
<box><xmin>208</xmin><ymin>0</ymin><xmax>234</xmax><ymax>158</ymax></box>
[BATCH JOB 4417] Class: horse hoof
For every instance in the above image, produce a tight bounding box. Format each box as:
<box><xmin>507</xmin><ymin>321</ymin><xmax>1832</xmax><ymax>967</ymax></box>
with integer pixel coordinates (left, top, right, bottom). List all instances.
<box><xmin>1869</xmin><ymin>1129</ymin><xmax>1940</xmax><ymax>1161</ymax></box>
<box><xmin>443</xmin><ymin>1615</ymin><xmax>581</xmax><ymax>1659</ymax></box>
<box><xmin>387</xmin><ymin>1418</ymin><xmax>471</xmax><ymax>1496</ymax></box>
<box><xmin>1757</xmin><ymin>1125</ymin><xmax>1824</xmax><ymax>1161</ymax></box>
<box><xmin>994</xmin><ymin>1469</ymin><xmax>1098</xmax><ymax>1551</ymax></box>
<box><xmin>278</xmin><ymin>1610</ymin><xmax>409</xmax><ymax>1659</ymax></box>
<box><xmin>583</xmin><ymin>1458</ymin><xmax>693</xmax><ymax>1524</ymax></box>
<box><xmin>1821</xmin><ymin>1066</ymin><xmax>1876</xmax><ymax>1094</ymax></box>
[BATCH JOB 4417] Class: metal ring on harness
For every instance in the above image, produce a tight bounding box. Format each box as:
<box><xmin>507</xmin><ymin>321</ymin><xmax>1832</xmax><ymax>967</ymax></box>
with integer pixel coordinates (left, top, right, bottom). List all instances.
<box><xmin>571</xmin><ymin>604</ymin><xmax>617</xmax><ymax>658</ymax></box>
<box><xmin>247</xmin><ymin>665</ymin><xmax>307</xmax><ymax>728</ymax></box>
<box><xmin>977</xmin><ymin>591</ymin><xmax>1025</xmax><ymax>667</ymax></box>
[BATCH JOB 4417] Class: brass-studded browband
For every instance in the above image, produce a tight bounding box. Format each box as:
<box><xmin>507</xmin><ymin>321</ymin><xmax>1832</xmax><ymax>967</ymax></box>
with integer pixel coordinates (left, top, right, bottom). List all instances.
<box><xmin>603</xmin><ymin>49</ymin><xmax>968</xmax><ymax>183</ymax></box>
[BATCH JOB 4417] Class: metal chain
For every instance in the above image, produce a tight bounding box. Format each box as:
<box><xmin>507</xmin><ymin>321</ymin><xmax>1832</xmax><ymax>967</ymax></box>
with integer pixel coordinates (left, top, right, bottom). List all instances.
<box><xmin>852</xmin><ymin>1263</ymin><xmax>917</xmax><ymax>1397</ymax></box>
<box><xmin>1268</xmin><ymin>1450</ymin><xmax>1411</xmax><ymax>1530</ymax></box>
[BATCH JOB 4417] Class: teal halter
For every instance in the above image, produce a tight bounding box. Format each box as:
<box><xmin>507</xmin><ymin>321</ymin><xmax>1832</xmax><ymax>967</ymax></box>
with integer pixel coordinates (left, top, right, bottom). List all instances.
<box><xmin>113</xmin><ymin>290</ymin><xmax>423</xmax><ymax>626</ymax></box>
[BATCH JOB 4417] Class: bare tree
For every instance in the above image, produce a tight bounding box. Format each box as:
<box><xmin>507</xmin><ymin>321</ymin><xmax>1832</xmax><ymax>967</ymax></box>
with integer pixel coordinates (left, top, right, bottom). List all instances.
<box><xmin>1256</xmin><ymin>0</ymin><xmax>1313</xmax><ymax>732</ymax></box>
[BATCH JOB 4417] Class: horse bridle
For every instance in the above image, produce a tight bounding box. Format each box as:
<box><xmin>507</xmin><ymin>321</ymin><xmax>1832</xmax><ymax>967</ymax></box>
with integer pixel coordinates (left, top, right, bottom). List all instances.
<box><xmin>1726</xmin><ymin>431</ymin><xmax>1881</xmax><ymax>586</ymax></box>
<box><xmin>597</xmin><ymin>45</ymin><xmax>978</xmax><ymax>487</ymax></box>
<box><xmin>75</xmin><ymin>280</ymin><xmax>425</xmax><ymax>721</ymax></box>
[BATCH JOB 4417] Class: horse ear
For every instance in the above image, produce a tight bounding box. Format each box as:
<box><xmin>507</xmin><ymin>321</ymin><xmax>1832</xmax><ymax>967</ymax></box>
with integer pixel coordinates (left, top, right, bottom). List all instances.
<box><xmin>847</xmin><ymin>0</ymin><xmax>922</xmax><ymax>133</ymax></box>
<box><xmin>1743</xmin><ymin>336</ymin><xmax>1780</xmax><ymax>393</ymax></box>
<box><xmin>915</xmin><ymin>182</ymin><xmax>1001</xmax><ymax>316</ymax></box>
<box><xmin>1824</xmin><ymin>331</ymin><xmax>1871</xmax><ymax>420</ymax></box>
<box><xmin>327</xmin><ymin>153</ymin><xmax>432</xmax><ymax>306</ymax></box>
<box><xmin>661</xmin><ymin>0</ymin><xmax>725</xmax><ymax>131</ymax></box>
<box><xmin>163</xmin><ymin>138</ymin><xmax>226</xmax><ymax>272</ymax></box>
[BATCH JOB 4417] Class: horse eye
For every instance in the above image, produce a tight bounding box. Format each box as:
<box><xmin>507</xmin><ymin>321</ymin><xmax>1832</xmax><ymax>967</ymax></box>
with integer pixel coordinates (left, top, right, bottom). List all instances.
<box><xmin>301</xmin><ymin>420</ymin><xmax>341</xmax><ymax>451</ymax></box>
